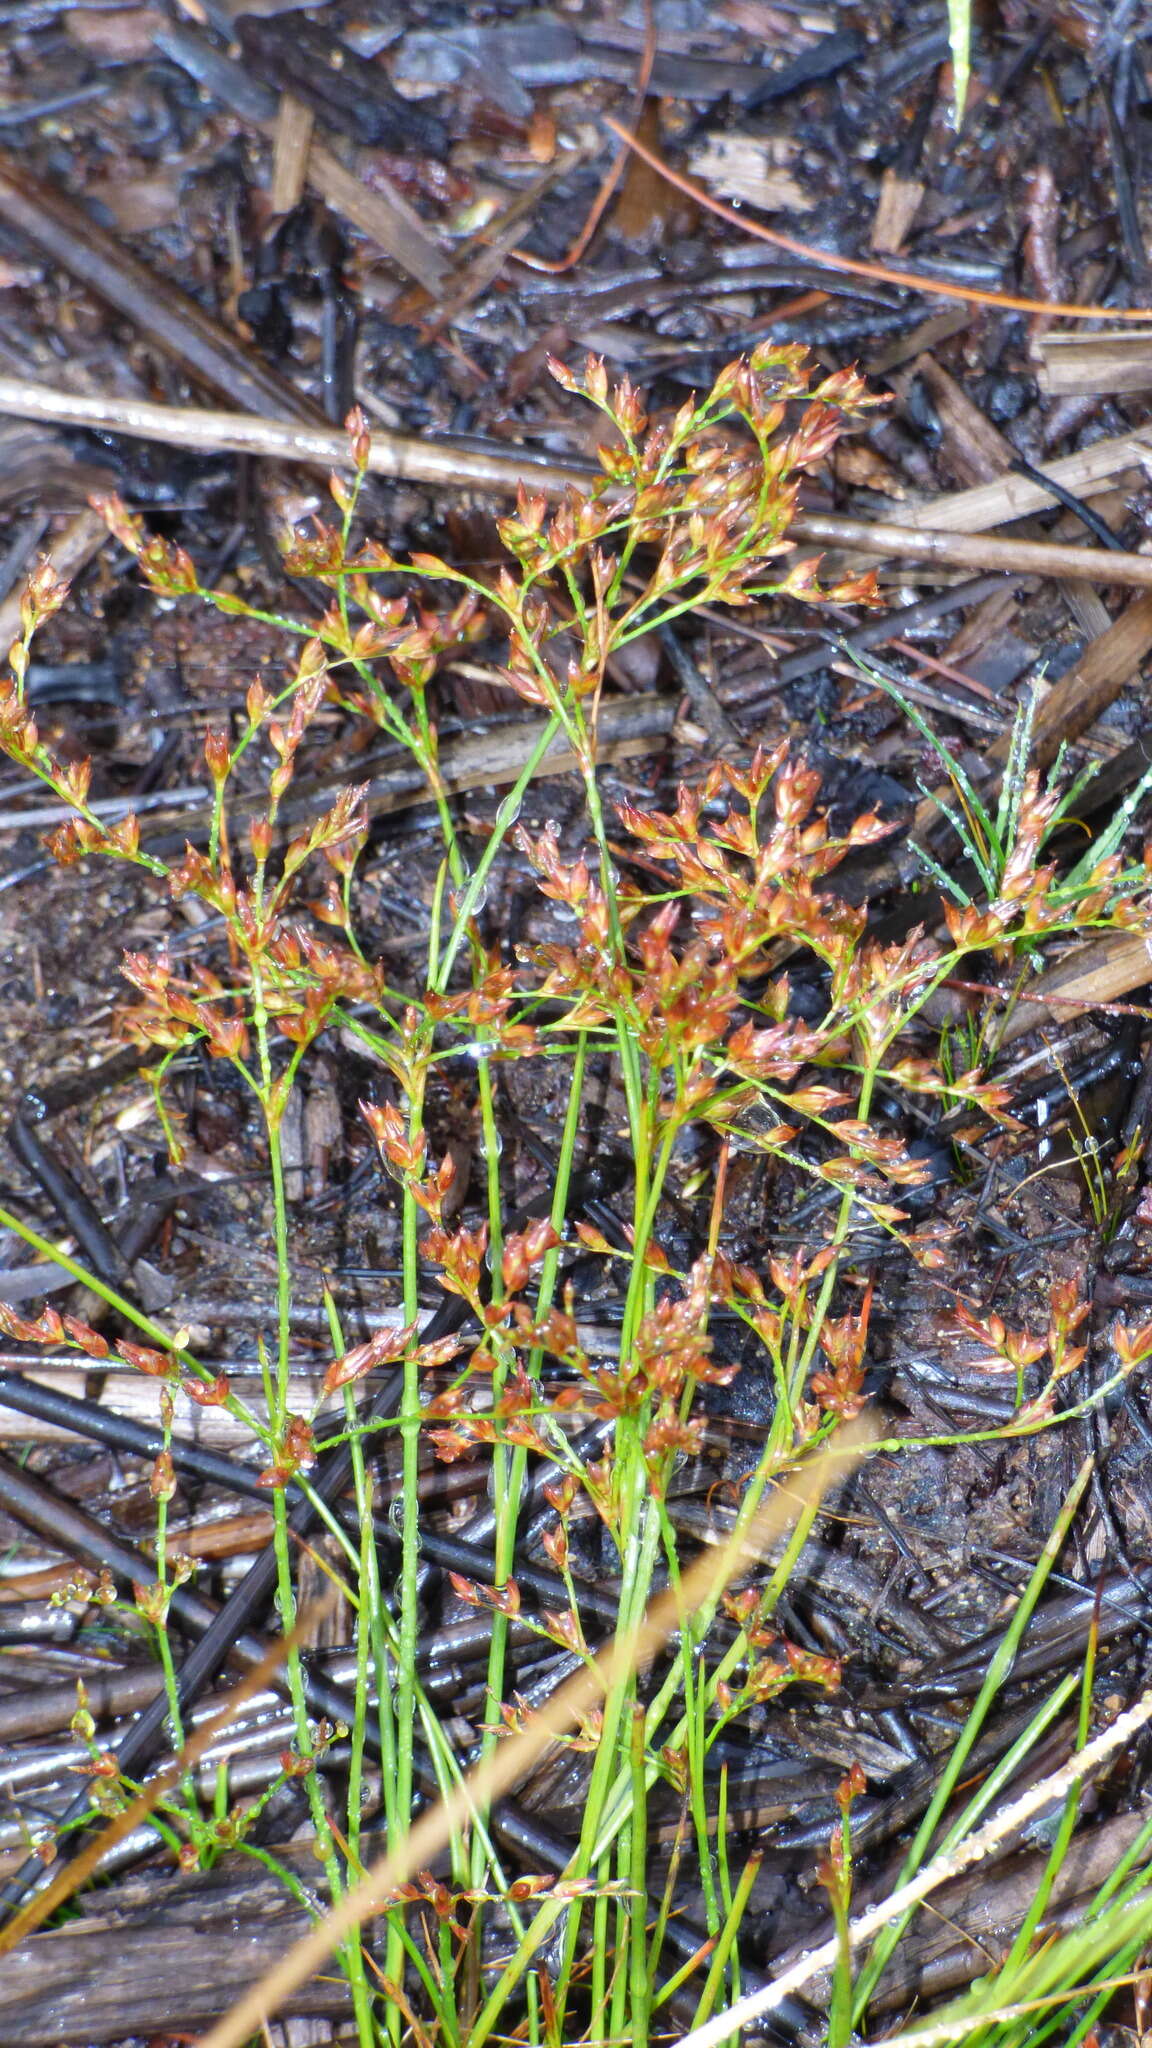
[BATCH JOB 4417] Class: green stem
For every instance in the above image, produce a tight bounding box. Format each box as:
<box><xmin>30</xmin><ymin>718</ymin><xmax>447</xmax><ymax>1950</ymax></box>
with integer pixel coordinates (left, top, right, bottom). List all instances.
<box><xmin>628</xmin><ymin>1702</ymin><xmax>651</xmax><ymax>2048</ymax></box>
<box><xmin>434</xmin><ymin>714</ymin><xmax>564</xmax><ymax>991</ymax></box>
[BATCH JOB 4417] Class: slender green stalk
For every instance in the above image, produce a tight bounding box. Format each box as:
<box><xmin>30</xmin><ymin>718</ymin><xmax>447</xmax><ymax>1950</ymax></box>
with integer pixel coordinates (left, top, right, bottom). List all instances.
<box><xmin>851</xmin><ymin>1458</ymin><xmax>1095</xmax><ymax>2021</ymax></box>
<box><xmin>691</xmin><ymin>1845</ymin><xmax>761</xmax><ymax>2041</ymax></box>
<box><xmin>628</xmin><ymin>1703</ymin><xmax>651</xmax><ymax>2048</ymax></box>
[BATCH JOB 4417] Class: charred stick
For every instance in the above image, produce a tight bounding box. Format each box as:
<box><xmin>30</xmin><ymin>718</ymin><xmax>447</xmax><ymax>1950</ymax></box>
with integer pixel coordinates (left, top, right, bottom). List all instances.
<box><xmin>0</xmin><ymin>1171</ymin><xmax>617</xmax><ymax>1912</ymax></box>
<box><xmin>1008</xmin><ymin>454</ymin><xmax>1127</xmax><ymax>551</ymax></box>
<box><xmin>0</xmin><ymin>1661</ymin><xmax>167</xmax><ymax>1744</ymax></box>
<box><xmin>6</xmin><ymin>1101</ymin><xmax>180</xmax><ymax>1318</ymax></box>
<box><xmin>0</xmin><ymin>1362</ymin><xmax>487</xmax><ymax>1505</ymax></box>
<box><xmin>0</xmin><ymin>1366</ymin><xmax>792</xmax><ymax>2023</ymax></box>
<box><xmin>0</xmin><ymin>1364</ymin><xmax>409</xmax><ymax>1914</ymax></box>
<box><xmin>762</xmin><ymin>572</ymin><xmax>1016</xmax><ymax>693</ymax></box>
<box><xmin>0</xmin><ymin>1615</ymin><xmax>556</xmax><ymax>1748</ymax></box>
<box><xmin>774</xmin><ymin>1696</ymin><xmax>1088</xmax><ymax>1856</ymax></box>
<box><xmin>742</xmin><ymin>28</ymin><xmax>865</xmax><ymax>109</ymax></box>
<box><xmin>235</xmin><ymin>15</ymin><xmax>446</xmax><ymax>155</ymax></box>
<box><xmin>8</xmin><ymin>1105</ymin><xmax>134</xmax><ymax>1291</ymax></box>
<box><xmin>0</xmin><ymin>1365</ymin><xmax>623</xmax><ymax>1623</ymax></box>
<box><xmin>865</xmin><ymin>1565</ymin><xmax>1152</xmax><ymax>1707</ymax></box>
<box><xmin>0</xmin><ymin>1369</ymin><xmax>277</xmax><ymax>1500</ymax></box>
<box><xmin>0</xmin><ymin>81</ymin><xmax>110</xmax><ymax>127</ymax></box>
<box><xmin>0</xmin><ymin>1450</ymin><xmax>274</xmax><ymax>1669</ymax></box>
<box><xmin>414</xmin><ymin>1524</ymin><xmax>620</xmax><ymax>1625</ymax></box>
<box><xmin>658</xmin><ymin>624</ymin><xmax>743</xmax><ymax>748</ymax></box>
<box><xmin>1101</xmin><ymin>58</ymin><xmax>1150</xmax><ymax>292</ymax></box>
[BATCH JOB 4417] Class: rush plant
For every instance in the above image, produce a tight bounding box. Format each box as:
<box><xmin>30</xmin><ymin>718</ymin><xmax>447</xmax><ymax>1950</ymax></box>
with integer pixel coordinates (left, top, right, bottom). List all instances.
<box><xmin>2</xmin><ymin>346</ymin><xmax>1151</xmax><ymax>2048</ymax></box>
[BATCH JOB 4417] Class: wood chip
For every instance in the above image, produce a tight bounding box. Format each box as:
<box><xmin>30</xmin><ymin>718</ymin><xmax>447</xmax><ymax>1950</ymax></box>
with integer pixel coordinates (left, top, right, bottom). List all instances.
<box><xmin>688</xmin><ymin>133</ymin><xmax>814</xmax><ymax>213</ymax></box>
<box><xmin>1036</xmin><ymin>329</ymin><xmax>1152</xmax><ymax>397</ymax></box>
<box><xmin>268</xmin><ymin>92</ymin><xmax>314</xmax><ymax>217</ymax></box>
<box><xmin>893</xmin><ymin>428</ymin><xmax>1152</xmax><ymax>533</ymax></box>
<box><xmin>871</xmin><ymin>168</ymin><xmax>925</xmax><ymax>254</ymax></box>
<box><xmin>64</xmin><ymin>6</ymin><xmax>163</xmax><ymax>60</ymax></box>
<box><xmin>1002</xmin><ymin>929</ymin><xmax>1152</xmax><ymax>1044</ymax></box>
<box><xmin>1013</xmin><ymin>588</ymin><xmax>1152</xmax><ymax>769</ymax></box>
<box><xmin>911</xmin><ymin>352</ymin><xmax>1016</xmax><ymax>487</ymax></box>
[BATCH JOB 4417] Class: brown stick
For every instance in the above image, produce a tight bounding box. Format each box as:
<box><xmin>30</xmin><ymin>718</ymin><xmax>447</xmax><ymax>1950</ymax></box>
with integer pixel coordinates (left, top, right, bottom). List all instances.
<box><xmin>1007</xmin><ymin>590</ymin><xmax>1152</xmax><ymax>768</ymax></box>
<box><xmin>0</xmin><ymin>375</ymin><xmax>576</xmax><ymax>492</ymax></box>
<box><xmin>1001</xmin><ymin>930</ymin><xmax>1152</xmax><ymax>1044</ymax></box>
<box><xmin>3</xmin><ymin>376</ymin><xmax>1152</xmax><ymax>590</ymax></box>
<box><xmin>908</xmin><ymin>591</ymin><xmax>1152</xmax><ymax>852</ymax></box>
<box><xmin>0</xmin><ymin>154</ymin><xmax>322</xmax><ymax>426</ymax></box>
<box><xmin>787</xmin><ymin>509</ymin><xmax>1152</xmax><ymax>591</ymax></box>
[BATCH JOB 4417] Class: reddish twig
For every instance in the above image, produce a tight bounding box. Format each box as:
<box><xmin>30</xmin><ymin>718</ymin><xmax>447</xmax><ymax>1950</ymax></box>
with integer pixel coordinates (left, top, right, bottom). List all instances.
<box><xmin>513</xmin><ymin>0</ymin><xmax>658</xmax><ymax>274</ymax></box>
<box><xmin>603</xmin><ymin>115</ymin><xmax>1152</xmax><ymax>325</ymax></box>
